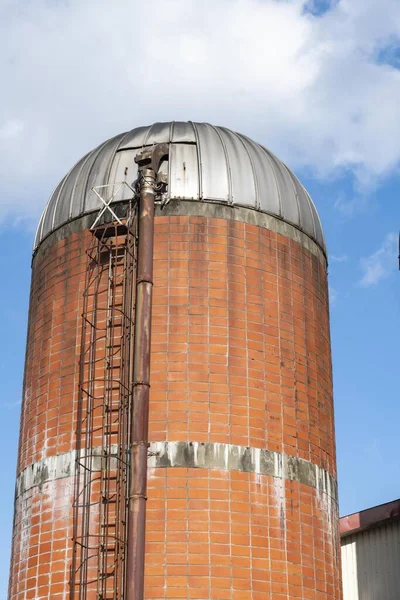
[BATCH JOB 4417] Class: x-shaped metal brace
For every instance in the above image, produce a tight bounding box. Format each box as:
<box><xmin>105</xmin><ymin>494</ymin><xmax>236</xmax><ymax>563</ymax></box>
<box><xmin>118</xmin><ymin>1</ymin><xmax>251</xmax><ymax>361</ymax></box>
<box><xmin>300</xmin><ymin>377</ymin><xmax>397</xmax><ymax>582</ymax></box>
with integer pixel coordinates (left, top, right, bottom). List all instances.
<box><xmin>90</xmin><ymin>182</ymin><xmax>135</xmax><ymax>230</ymax></box>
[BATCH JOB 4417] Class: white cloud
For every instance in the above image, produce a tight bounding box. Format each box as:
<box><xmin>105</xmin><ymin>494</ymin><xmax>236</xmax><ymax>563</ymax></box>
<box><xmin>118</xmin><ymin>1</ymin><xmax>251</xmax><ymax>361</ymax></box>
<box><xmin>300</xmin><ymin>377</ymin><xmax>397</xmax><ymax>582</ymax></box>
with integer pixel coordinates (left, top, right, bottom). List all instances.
<box><xmin>0</xmin><ymin>119</ymin><xmax>24</xmax><ymax>140</ymax></box>
<box><xmin>334</xmin><ymin>194</ymin><xmax>372</xmax><ymax>218</ymax></box>
<box><xmin>1</xmin><ymin>0</ymin><xmax>400</xmax><ymax>222</ymax></box>
<box><xmin>359</xmin><ymin>232</ymin><xmax>398</xmax><ymax>287</ymax></box>
<box><xmin>329</xmin><ymin>285</ymin><xmax>338</xmax><ymax>305</ymax></box>
<box><xmin>330</xmin><ymin>254</ymin><xmax>348</xmax><ymax>263</ymax></box>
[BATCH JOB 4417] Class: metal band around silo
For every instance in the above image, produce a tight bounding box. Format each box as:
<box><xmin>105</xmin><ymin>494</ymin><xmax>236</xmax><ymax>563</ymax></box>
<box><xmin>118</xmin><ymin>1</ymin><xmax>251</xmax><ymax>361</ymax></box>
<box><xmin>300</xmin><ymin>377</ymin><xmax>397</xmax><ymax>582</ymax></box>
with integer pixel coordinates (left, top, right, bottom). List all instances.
<box><xmin>15</xmin><ymin>441</ymin><xmax>337</xmax><ymax>502</ymax></box>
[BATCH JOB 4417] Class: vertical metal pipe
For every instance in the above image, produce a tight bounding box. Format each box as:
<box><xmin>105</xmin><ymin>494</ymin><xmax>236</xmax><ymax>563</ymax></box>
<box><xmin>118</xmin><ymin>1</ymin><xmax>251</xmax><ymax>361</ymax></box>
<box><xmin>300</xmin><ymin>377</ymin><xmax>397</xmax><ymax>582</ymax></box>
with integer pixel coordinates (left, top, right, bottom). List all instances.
<box><xmin>126</xmin><ymin>167</ymin><xmax>156</xmax><ymax>600</ymax></box>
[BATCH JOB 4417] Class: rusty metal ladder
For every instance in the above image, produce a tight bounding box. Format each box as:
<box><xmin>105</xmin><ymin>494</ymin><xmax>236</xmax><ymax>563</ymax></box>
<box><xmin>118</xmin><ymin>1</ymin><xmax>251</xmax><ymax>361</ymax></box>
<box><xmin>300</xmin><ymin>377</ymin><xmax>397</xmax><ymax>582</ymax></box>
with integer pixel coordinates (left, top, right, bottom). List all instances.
<box><xmin>71</xmin><ymin>215</ymin><xmax>137</xmax><ymax>600</ymax></box>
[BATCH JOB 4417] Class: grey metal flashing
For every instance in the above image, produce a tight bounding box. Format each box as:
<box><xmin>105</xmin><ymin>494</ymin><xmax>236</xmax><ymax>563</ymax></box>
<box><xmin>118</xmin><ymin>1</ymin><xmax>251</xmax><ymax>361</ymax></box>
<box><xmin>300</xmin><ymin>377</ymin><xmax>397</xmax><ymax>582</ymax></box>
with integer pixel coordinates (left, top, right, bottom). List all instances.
<box><xmin>16</xmin><ymin>442</ymin><xmax>337</xmax><ymax>502</ymax></box>
<box><xmin>149</xmin><ymin>442</ymin><xmax>338</xmax><ymax>501</ymax></box>
<box><xmin>15</xmin><ymin>447</ymin><xmax>105</xmax><ymax>497</ymax></box>
<box><xmin>32</xmin><ymin>201</ymin><xmax>327</xmax><ymax>267</ymax></box>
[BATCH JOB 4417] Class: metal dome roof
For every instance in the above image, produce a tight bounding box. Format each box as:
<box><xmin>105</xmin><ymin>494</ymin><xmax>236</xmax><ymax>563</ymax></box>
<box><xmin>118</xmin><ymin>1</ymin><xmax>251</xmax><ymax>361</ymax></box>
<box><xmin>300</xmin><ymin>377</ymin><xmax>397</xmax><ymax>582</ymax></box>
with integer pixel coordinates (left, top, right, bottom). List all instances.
<box><xmin>34</xmin><ymin>122</ymin><xmax>325</xmax><ymax>251</ymax></box>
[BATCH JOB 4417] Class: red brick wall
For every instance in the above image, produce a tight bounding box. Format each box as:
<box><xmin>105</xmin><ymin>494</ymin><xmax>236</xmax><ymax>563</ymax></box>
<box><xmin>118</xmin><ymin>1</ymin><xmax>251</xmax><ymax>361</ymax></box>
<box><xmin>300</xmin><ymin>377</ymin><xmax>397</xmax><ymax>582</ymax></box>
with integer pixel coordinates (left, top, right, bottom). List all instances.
<box><xmin>146</xmin><ymin>469</ymin><xmax>339</xmax><ymax>600</ymax></box>
<box><xmin>9</xmin><ymin>214</ymin><xmax>341</xmax><ymax>600</ymax></box>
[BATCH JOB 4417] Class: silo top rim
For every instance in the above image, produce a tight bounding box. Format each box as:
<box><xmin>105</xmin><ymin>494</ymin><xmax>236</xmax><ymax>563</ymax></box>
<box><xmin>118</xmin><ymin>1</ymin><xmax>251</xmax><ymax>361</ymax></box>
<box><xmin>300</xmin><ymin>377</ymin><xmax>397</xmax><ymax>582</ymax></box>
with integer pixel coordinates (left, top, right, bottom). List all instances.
<box><xmin>34</xmin><ymin>121</ymin><xmax>325</xmax><ymax>252</ymax></box>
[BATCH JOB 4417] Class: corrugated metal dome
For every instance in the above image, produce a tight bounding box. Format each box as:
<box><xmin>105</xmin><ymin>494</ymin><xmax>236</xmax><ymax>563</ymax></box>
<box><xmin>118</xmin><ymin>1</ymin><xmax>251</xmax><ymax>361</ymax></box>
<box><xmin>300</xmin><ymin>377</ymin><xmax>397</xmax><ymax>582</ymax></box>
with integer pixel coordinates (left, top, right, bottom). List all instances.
<box><xmin>34</xmin><ymin>122</ymin><xmax>325</xmax><ymax>251</ymax></box>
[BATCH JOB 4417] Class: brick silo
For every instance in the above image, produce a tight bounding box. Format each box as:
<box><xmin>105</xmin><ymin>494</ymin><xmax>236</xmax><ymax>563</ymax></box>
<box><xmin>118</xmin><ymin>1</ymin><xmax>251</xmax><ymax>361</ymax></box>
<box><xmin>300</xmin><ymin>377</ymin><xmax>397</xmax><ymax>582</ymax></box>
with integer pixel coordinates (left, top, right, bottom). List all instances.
<box><xmin>8</xmin><ymin>122</ymin><xmax>341</xmax><ymax>600</ymax></box>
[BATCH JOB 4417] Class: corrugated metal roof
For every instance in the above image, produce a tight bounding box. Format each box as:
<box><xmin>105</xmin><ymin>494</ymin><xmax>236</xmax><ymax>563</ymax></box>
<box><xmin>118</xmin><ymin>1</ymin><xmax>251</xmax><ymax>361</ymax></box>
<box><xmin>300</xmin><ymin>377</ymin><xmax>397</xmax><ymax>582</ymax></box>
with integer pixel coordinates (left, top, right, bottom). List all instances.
<box><xmin>34</xmin><ymin>122</ymin><xmax>325</xmax><ymax>251</ymax></box>
<box><xmin>340</xmin><ymin>498</ymin><xmax>400</xmax><ymax>537</ymax></box>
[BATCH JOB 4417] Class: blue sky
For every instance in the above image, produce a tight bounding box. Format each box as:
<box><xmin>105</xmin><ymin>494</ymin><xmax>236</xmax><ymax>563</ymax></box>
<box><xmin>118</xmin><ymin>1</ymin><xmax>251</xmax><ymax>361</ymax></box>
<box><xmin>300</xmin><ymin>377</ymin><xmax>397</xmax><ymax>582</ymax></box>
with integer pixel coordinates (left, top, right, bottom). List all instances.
<box><xmin>1</xmin><ymin>0</ymin><xmax>400</xmax><ymax>595</ymax></box>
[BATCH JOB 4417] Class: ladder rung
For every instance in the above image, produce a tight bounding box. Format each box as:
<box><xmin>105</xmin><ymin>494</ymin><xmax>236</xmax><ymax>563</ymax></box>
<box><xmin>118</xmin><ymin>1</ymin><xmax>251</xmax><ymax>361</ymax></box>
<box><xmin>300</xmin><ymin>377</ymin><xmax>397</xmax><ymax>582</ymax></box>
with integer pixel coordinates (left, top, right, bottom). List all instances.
<box><xmin>93</xmin><ymin>224</ymin><xmax>128</xmax><ymax>239</ymax></box>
